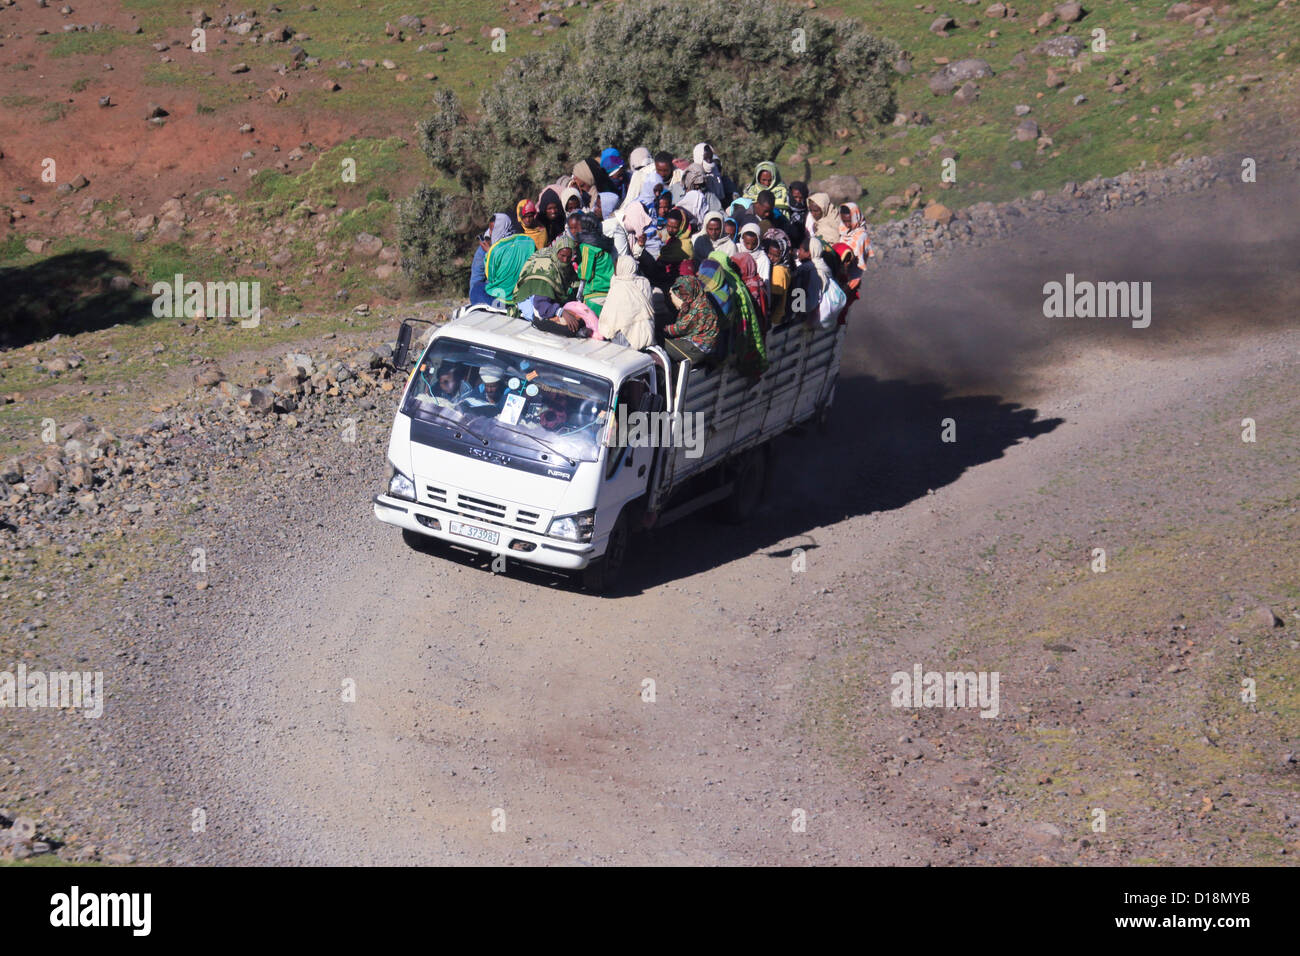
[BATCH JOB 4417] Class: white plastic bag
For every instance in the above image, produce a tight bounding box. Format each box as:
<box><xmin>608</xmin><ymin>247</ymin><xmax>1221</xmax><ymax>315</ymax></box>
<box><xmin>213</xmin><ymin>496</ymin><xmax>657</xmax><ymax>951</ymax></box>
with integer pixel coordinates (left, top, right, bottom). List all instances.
<box><xmin>817</xmin><ymin>277</ymin><xmax>847</xmax><ymax>329</ymax></box>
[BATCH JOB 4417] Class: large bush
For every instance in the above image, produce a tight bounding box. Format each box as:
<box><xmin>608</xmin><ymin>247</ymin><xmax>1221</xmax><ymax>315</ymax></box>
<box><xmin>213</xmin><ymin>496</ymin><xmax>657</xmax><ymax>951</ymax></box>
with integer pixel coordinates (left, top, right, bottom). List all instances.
<box><xmin>402</xmin><ymin>0</ymin><xmax>898</xmax><ymax>290</ymax></box>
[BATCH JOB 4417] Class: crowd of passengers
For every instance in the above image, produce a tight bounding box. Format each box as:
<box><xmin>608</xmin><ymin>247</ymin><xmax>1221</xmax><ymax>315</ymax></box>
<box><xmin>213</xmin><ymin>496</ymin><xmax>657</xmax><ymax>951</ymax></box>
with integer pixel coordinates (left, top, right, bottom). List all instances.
<box><xmin>467</xmin><ymin>144</ymin><xmax>872</xmax><ymax>381</ymax></box>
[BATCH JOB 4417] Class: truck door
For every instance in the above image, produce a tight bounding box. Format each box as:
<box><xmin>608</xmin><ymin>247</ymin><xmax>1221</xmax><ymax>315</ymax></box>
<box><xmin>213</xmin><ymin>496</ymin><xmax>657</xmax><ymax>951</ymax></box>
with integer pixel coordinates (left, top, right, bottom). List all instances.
<box><xmin>601</xmin><ymin>371</ymin><xmax>655</xmax><ymax>519</ymax></box>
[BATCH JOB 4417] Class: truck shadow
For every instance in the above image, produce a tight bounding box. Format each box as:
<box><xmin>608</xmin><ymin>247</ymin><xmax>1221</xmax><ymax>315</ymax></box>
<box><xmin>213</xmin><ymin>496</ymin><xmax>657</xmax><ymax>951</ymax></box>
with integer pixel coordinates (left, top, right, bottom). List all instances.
<box><xmin>409</xmin><ymin>373</ymin><xmax>1062</xmax><ymax>596</ymax></box>
<box><xmin>615</xmin><ymin>373</ymin><xmax>1063</xmax><ymax>594</ymax></box>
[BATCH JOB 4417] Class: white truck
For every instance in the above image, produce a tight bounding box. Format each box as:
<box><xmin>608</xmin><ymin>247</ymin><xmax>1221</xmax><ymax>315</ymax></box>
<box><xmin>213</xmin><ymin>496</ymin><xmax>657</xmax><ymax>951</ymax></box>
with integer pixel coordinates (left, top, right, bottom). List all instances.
<box><xmin>373</xmin><ymin>304</ymin><xmax>845</xmax><ymax>591</ymax></box>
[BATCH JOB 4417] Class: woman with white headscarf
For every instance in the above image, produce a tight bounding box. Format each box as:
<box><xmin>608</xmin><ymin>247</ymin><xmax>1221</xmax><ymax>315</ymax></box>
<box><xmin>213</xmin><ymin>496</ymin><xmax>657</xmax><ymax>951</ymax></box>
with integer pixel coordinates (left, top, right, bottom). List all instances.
<box><xmin>677</xmin><ymin>163</ymin><xmax>720</xmax><ymax>227</ymax></box>
<box><xmin>598</xmin><ymin>256</ymin><xmax>656</xmax><ymax>350</ymax></box>
<box><xmin>692</xmin><ymin>143</ymin><xmax>727</xmax><ymax>203</ymax></box>
<box><xmin>792</xmin><ymin>236</ymin><xmax>835</xmax><ymax>326</ymax></box>
<box><xmin>560</xmin><ymin>186</ymin><xmax>584</xmax><ymax>216</ymax></box>
<box><xmin>735</xmin><ymin>223</ymin><xmax>772</xmax><ymax>298</ymax></box>
<box><xmin>617</xmin><ymin>146</ymin><xmax>659</xmax><ymax>214</ymax></box>
<box><xmin>807</xmin><ymin>191</ymin><xmax>840</xmax><ymax>245</ymax></box>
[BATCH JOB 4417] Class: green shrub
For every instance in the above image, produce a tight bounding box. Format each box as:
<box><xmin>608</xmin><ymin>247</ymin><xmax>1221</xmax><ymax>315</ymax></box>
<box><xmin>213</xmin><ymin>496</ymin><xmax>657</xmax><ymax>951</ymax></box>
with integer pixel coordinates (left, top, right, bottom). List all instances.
<box><xmin>399</xmin><ymin>184</ymin><xmax>481</xmax><ymax>292</ymax></box>
<box><xmin>402</xmin><ymin>0</ymin><xmax>897</xmax><ymax>291</ymax></box>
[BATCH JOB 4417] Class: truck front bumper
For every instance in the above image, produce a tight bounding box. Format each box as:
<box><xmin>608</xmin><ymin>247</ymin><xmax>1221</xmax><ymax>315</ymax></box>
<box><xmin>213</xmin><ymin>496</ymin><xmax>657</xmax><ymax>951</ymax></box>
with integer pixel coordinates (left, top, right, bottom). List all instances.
<box><xmin>372</xmin><ymin>494</ymin><xmax>596</xmax><ymax>571</ymax></box>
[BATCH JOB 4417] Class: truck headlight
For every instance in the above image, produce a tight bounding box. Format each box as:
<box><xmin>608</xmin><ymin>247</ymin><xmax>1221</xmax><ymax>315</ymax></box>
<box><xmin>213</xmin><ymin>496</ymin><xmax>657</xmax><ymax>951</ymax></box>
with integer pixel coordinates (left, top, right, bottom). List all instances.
<box><xmin>388</xmin><ymin>467</ymin><xmax>416</xmax><ymax>501</ymax></box>
<box><xmin>547</xmin><ymin>510</ymin><xmax>595</xmax><ymax>543</ymax></box>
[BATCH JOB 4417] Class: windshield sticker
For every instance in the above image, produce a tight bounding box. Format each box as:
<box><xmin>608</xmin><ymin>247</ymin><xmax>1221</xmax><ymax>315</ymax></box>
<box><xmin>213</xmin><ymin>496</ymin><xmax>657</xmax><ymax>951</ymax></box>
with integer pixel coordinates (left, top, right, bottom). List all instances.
<box><xmin>499</xmin><ymin>393</ymin><xmax>526</xmax><ymax>426</ymax></box>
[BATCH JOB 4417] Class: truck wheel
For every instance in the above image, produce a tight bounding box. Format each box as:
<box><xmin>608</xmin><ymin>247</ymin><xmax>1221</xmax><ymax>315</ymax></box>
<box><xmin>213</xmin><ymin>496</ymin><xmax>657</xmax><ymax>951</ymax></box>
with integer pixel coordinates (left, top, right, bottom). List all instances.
<box><xmin>720</xmin><ymin>445</ymin><xmax>769</xmax><ymax>524</ymax></box>
<box><xmin>582</xmin><ymin>508</ymin><xmax>630</xmax><ymax>594</ymax></box>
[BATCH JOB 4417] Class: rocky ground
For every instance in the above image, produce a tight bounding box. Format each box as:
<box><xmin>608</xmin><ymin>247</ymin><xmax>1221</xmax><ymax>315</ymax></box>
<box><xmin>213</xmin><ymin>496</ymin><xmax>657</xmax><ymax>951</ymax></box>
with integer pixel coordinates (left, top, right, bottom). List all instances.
<box><xmin>1</xmin><ymin>142</ymin><xmax>1297</xmax><ymax>864</ymax></box>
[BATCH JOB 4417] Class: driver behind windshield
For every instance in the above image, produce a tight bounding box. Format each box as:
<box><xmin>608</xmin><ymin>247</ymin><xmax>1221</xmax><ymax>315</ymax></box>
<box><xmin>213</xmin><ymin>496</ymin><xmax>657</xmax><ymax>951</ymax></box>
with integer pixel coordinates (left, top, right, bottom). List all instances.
<box><xmin>432</xmin><ymin>363</ymin><xmax>471</xmax><ymax>406</ymax></box>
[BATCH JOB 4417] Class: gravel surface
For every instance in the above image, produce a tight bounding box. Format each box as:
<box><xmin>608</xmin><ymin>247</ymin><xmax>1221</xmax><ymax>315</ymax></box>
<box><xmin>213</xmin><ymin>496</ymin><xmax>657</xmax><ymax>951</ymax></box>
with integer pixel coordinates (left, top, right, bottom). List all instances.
<box><xmin>2</xmin><ymin>152</ymin><xmax>1297</xmax><ymax>865</ymax></box>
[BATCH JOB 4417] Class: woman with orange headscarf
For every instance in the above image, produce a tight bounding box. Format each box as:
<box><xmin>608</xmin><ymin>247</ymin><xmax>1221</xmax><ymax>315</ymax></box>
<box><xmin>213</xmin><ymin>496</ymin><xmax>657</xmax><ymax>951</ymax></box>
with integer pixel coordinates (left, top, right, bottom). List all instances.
<box><xmin>516</xmin><ymin>198</ymin><xmax>548</xmax><ymax>250</ymax></box>
<box><xmin>837</xmin><ymin>202</ymin><xmax>873</xmax><ymax>278</ymax></box>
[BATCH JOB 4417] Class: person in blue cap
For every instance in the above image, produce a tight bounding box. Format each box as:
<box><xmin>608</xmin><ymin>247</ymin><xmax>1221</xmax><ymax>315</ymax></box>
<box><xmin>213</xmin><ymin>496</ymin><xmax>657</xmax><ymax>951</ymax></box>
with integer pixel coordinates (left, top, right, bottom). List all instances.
<box><xmin>600</xmin><ymin>148</ymin><xmax>626</xmax><ymax>202</ymax></box>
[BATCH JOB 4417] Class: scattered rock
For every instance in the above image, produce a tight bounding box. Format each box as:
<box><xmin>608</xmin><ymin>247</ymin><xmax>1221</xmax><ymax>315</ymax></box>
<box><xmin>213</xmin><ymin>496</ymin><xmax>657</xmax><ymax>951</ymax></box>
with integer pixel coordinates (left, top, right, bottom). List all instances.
<box><xmin>1055</xmin><ymin>2</ymin><xmax>1083</xmax><ymax>22</ymax></box>
<box><xmin>923</xmin><ymin>203</ymin><xmax>953</xmax><ymax>225</ymax></box>
<box><xmin>810</xmin><ymin>174</ymin><xmax>863</xmax><ymax>205</ymax></box>
<box><xmin>1253</xmin><ymin>606</ymin><xmax>1284</xmax><ymax>629</ymax></box>
<box><xmin>1037</xmin><ymin>35</ymin><xmax>1086</xmax><ymax>58</ymax></box>
<box><xmin>193</xmin><ymin>366</ymin><xmax>225</xmax><ymax>388</ymax></box>
<box><xmin>242</xmin><ymin>387</ymin><xmax>276</xmax><ymax>415</ymax></box>
<box><xmin>353</xmin><ymin>233</ymin><xmax>384</xmax><ymax>257</ymax></box>
<box><xmin>928</xmin><ymin>58</ymin><xmax>994</xmax><ymax>95</ymax></box>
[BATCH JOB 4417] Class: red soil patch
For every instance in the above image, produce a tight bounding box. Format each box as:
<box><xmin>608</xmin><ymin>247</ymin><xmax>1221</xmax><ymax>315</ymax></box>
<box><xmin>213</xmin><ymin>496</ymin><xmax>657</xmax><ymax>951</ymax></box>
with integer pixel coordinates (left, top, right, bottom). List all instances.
<box><xmin>0</xmin><ymin>1</ymin><xmax>399</xmax><ymax>229</ymax></box>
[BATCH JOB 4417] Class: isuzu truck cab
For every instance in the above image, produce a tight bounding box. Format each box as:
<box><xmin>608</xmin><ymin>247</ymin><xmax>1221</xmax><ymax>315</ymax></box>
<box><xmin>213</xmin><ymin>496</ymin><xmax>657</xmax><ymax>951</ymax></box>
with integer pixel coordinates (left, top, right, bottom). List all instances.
<box><xmin>373</xmin><ymin>304</ymin><xmax>843</xmax><ymax>591</ymax></box>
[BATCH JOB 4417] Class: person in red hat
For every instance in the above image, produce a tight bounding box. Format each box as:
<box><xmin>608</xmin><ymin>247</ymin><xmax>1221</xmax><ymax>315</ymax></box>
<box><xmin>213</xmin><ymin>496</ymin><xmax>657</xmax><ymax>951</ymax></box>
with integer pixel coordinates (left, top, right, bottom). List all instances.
<box><xmin>516</xmin><ymin>198</ymin><xmax>548</xmax><ymax>250</ymax></box>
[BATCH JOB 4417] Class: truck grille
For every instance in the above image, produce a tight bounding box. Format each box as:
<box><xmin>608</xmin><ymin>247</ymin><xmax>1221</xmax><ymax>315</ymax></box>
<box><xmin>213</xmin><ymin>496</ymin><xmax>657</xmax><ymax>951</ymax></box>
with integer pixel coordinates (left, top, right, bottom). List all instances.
<box><xmin>458</xmin><ymin>493</ymin><xmax>507</xmax><ymax>520</ymax></box>
<box><xmin>422</xmin><ymin>484</ymin><xmax>546</xmax><ymax>532</ymax></box>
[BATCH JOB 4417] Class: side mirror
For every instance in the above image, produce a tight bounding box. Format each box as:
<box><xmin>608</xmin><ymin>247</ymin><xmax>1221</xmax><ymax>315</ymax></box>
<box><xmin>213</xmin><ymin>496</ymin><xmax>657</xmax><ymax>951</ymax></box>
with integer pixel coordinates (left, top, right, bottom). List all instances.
<box><xmin>393</xmin><ymin>322</ymin><xmax>413</xmax><ymax>369</ymax></box>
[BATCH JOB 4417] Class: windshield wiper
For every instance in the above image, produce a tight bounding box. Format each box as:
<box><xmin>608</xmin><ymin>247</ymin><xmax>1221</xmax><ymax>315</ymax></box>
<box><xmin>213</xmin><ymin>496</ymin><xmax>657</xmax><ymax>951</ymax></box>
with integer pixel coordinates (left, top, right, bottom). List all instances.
<box><xmin>451</xmin><ymin>413</ymin><xmax>491</xmax><ymax>447</ymax></box>
<box><xmin>495</xmin><ymin>425</ymin><xmax>578</xmax><ymax>466</ymax></box>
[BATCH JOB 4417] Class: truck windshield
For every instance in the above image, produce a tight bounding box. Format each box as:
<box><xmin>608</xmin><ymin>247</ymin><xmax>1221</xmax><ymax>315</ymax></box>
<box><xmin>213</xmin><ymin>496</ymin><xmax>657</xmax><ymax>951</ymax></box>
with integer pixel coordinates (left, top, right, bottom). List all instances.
<box><xmin>402</xmin><ymin>336</ymin><xmax>612</xmax><ymax>464</ymax></box>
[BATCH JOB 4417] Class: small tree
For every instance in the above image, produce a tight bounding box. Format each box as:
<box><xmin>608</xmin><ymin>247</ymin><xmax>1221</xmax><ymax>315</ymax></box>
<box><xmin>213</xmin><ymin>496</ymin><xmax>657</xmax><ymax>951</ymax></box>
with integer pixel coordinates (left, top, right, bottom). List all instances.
<box><xmin>399</xmin><ymin>184</ymin><xmax>482</xmax><ymax>292</ymax></box>
<box><xmin>402</xmin><ymin>0</ymin><xmax>898</xmax><ymax>290</ymax></box>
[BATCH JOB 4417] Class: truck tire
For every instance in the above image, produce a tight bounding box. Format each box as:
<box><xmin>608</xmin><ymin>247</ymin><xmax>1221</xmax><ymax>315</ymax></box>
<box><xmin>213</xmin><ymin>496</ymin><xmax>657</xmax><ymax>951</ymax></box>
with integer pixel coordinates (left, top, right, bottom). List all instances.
<box><xmin>582</xmin><ymin>508</ymin><xmax>630</xmax><ymax>594</ymax></box>
<box><xmin>719</xmin><ymin>445</ymin><xmax>769</xmax><ymax>524</ymax></box>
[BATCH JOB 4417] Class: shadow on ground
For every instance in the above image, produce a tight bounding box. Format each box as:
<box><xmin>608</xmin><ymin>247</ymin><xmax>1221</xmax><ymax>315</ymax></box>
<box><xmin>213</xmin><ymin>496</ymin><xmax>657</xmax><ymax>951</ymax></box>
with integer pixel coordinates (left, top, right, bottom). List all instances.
<box><xmin>406</xmin><ymin>371</ymin><xmax>1062</xmax><ymax>595</ymax></box>
<box><xmin>623</xmin><ymin>373</ymin><xmax>1063</xmax><ymax>592</ymax></box>
<box><xmin>0</xmin><ymin>250</ymin><xmax>154</xmax><ymax>348</ymax></box>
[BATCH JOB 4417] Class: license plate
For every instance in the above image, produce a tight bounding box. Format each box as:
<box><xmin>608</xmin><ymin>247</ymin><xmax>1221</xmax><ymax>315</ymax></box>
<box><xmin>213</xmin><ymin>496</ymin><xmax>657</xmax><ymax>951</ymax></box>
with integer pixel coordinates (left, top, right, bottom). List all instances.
<box><xmin>448</xmin><ymin>520</ymin><xmax>499</xmax><ymax>546</ymax></box>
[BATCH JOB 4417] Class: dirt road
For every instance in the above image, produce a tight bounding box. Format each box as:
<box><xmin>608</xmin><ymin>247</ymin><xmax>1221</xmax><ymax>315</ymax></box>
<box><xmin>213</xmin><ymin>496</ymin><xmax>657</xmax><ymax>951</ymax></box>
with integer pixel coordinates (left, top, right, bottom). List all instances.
<box><xmin>104</xmin><ymin>166</ymin><xmax>1298</xmax><ymax>865</ymax></box>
